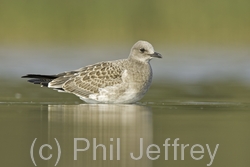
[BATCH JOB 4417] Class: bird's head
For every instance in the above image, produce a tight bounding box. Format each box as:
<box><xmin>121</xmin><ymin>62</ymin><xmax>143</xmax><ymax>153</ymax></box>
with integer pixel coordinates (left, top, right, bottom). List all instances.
<box><xmin>129</xmin><ymin>40</ymin><xmax>162</xmax><ymax>62</ymax></box>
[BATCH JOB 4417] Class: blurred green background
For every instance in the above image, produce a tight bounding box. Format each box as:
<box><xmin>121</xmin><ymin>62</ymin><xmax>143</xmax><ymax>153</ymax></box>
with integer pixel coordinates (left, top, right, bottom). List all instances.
<box><xmin>1</xmin><ymin>1</ymin><xmax>250</xmax><ymax>167</ymax></box>
<box><xmin>0</xmin><ymin>0</ymin><xmax>250</xmax><ymax>99</ymax></box>
<box><xmin>0</xmin><ymin>0</ymin><xmax>249</xmax><ymax>46</ymax></box>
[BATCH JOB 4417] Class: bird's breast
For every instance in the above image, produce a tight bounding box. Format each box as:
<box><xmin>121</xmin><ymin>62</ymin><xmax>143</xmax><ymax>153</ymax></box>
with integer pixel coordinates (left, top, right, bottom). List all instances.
<box><xmin>123</xmin><ymin>63</ymin><xmax>152</xmax><ymax>92</ymax></box>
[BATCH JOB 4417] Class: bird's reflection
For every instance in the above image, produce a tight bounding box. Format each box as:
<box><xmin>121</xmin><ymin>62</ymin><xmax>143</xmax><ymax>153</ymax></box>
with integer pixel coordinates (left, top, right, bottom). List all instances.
<box><xmin>48</xmin><ymin>104</ymin><xmax>152</xmax><ymax>167</ymax></box>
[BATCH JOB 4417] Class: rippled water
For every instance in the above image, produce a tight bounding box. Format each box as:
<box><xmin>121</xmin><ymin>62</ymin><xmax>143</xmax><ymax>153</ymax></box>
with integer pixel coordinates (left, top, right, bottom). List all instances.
<box><xmin>1</xmin><ymin>82</ymin><xmax>250</xmax><ymax>167</ymax></box>
<box><xmin>0</xmin><ymin>46</ymin><xmax>250</xmax><ymax>166</ymax></box>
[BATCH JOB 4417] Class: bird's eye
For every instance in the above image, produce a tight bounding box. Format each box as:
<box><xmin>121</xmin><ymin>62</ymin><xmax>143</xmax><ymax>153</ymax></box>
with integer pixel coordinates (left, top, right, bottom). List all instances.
<box><xmin>140</xmin><ymin>48</ymin><xmax>146</xmax><ymax>53</ymax></box>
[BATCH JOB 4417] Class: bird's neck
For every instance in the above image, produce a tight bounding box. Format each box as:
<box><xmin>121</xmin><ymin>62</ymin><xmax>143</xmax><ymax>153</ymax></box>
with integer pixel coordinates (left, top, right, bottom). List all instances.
<box><xmin>128</xmin><ymin>55</ymin><xmax>150</xmax><ymax>64</ymax></box>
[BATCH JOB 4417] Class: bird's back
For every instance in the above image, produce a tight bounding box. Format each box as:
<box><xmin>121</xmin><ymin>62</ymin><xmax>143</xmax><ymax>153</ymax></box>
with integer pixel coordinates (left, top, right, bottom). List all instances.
<box><xmin>22</xmin><ymin>40</ymin><xmax>161</xmax><ymax>103</ymax></box>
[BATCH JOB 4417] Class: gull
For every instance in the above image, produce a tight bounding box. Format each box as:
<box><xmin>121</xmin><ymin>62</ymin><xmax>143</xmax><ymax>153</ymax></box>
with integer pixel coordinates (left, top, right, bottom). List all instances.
<box><xmin>22</xmin><ymin>40</ymin><xmax>162</xmax><ymax>103</ymax></box>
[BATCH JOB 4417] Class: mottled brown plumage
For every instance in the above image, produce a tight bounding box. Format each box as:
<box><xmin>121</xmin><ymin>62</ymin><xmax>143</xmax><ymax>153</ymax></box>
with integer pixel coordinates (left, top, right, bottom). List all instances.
<box><xmin>22</xmin><ymin>41</ymin><xmax>162</xmax><ymax>103</ymax></box>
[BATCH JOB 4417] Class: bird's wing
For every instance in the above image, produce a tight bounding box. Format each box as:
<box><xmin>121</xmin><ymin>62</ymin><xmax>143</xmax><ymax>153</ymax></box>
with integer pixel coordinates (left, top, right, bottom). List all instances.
<box><xmin>52</xmin><ymin>61</ymin><xmax>124</xmax><ymax>97</ymax></box>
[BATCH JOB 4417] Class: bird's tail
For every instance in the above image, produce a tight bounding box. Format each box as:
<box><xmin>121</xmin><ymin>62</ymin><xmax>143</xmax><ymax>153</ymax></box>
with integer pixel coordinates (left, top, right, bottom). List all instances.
<box><xmin>21</xmin><ymin>74</ymin><xmax>58</xmax><ymax>87</ymax></box>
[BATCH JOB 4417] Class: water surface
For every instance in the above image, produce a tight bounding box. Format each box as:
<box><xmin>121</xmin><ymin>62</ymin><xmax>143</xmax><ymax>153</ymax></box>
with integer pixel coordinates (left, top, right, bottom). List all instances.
<box><xmin>0</xmin><ymin>46</ymin><xmax>250</xmax><ymax>166</ymax></box>
<box><xmin>0</xmin><ymin>82</ymin><xmax>250</xmax><ymax>167</ymax></box>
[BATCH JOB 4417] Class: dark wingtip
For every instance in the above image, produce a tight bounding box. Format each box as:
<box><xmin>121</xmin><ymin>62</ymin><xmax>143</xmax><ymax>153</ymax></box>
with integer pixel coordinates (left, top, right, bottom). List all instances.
<box><xmin>21</xmin><ymin>75</ymin><xmax>28</xmax><ymax>78</ymax></box>
<box><xmin>21</xmin><ymin>74</ymin><xmax>37</xmax><ymax>78</ymax></box>
<box><xmin>21</xmin><ymin>74</ymin><xmax>58</xmax><ymax>79</ymax></box>
<box><xmin>22</xmin><ymin>74</ymin><xmax>57</xmax><ymax>87</ymax></box>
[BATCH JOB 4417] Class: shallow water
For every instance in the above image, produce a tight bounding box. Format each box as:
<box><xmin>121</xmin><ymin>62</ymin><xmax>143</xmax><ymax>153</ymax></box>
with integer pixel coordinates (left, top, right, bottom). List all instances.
<box><xmin>1</xmin><ymin>45</ymin><xmax>250</xmax><ymax>166</ymax></box>
<box><xmin>0</xmin><ymin>82</ymin><xmax>250</xmax><ymax>167</ymax></box>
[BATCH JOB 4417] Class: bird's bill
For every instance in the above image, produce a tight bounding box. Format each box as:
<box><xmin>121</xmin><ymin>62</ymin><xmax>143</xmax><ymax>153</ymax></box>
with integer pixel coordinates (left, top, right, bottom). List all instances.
<box><xmin>149</xmin><ymin>52</ymin><xmax>162</xmax><ymax>58</ymax></box>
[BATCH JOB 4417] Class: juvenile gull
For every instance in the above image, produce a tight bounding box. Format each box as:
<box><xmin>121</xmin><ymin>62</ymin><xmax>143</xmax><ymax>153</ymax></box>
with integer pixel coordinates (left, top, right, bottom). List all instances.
<box><xmin>22</xmin><ymin>41</ymin><xmax>162</xmax><ymax>103</ymax></box>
